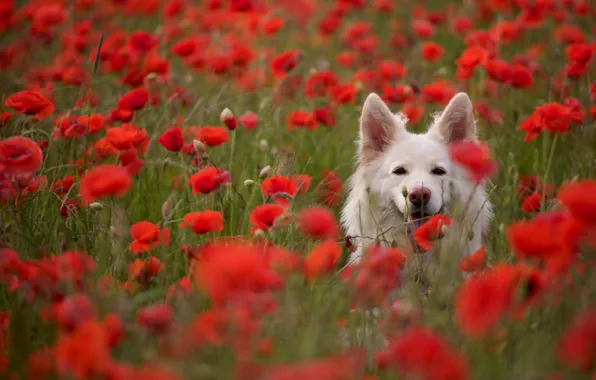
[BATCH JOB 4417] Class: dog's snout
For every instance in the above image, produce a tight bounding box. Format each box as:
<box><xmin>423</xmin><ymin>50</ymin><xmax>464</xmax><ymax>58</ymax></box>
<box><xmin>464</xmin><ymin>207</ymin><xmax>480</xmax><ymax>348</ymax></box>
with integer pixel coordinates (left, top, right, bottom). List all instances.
<box><xmin>408</xmin><ymin>187</ymin><xmax>432</xmax><ymax>206</ymax></box>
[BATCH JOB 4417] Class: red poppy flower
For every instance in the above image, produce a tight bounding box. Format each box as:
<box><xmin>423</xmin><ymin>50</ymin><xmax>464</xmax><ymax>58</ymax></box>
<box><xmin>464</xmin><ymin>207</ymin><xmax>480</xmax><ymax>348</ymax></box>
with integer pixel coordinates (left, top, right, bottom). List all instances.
<box><xmin>129</xmin><ymin>221</ymin><xmax>170</xmax><ymax>254</ymax></box>
<box><xmin>117</xmin><ymin>88</ymin><xmax>150</xmax><ymax>111</ymax></box>
<box><xmin>510</xmin><ymin>64</ymin><xmax>534</xmax><ymax>88</ymax></box>
<box><xmin>455</xmin><ymin>264</ymin><xmax>519</xmax><ymax>337</ymax></box>
<box><xmin>557</xmin><ymin>180</ymin><xmax>596</xmax><ymax>225</ymax></box>
<box><xmin>0</xmin><ymin>136</ymin><xmax>44</xmax><ymax>176</ymax></box>
<box><xmin>239</xmin><ymin>112</ymin><xmax>259</xmax><ymax>130</ymax></box>
<box><xmin>297</xmin><ymin>206</ymin><xmax>340</xmax><ymax>240</ymax></box>
<box><xmin>413</xmin><ymin>214</ymin><xmax>452</xmax><ymax>251</ymax></box>
<box><xmin>5</xmin><ymin>90</ymin><xmax>55</xmax><ymax>120</ymax></box>
<box><xmin>187</xmin><ymin>167</ymin><xmax>231</xmax><ymax>194</ymax></box>
<box><xmin>137</xmin><ymin>303</ymin><xmax>172</xmax><ymax>334</ymax></box>
<box><xmin>458</xmin><ymin>246</ymin><xmax>487</xmax><ymax>272</ymax></box>
<box><xmin>128</xmin><ymin>257</ymin><xmax>164</xmax><ymax>285</ymax></box>
<box><xmin>249</xmin><ymin>204</ymin><xmax>285</xmax><ymax>233</ymax></box>
<box><xmin>330</xmin><ymin>84</ymin><xmax>358</xmax><ymax>104</ymax></box>
<box><xmin>305</xmin><ymin>70</ymin><xmax>339</xmax><ymax>98</ymax></box>
<box><xmin>313</xmin><ymin>106</ymin><xmax>337</xmax><ymax>127</ymax></box>
<box><xmin>484</xmin><ymin>59</ymin><xmax>511</xmax><ymax>83</ymax></box>
<box><xmin>1</xmin><ymin>112</ymin><xmax>11</xmax><ymax>126</ymax></box>
<box><xmin>397</xmin><ymin>103</ymin><xmax>421</xmax><ymax>124</ymax></box>
<box><xmin>316</xmin><ymin>170</ymin><xmax>343</xmax><ymax>207</ymax></box>
<box><xmin>220</xmin><ymin>108</ymin><xmax>237</xmax><ymax>131</ymax></box>
<box><xmin>519</xmin><ymin>102</ymin><xmax>583</xmax><ymax>143</ymax></box>
<box><xmin>565</xmin><ymin>42</ymin><xmax>595</xmax><ymax>66</ymax></box>
<box><xmin>411</xmin><ymin>19</ymin><xmax>435</xmax><ymax>39</ymax></box>
<box><xmin>271</xmin><ymin>49</ymin><xmax>300</xmax><ymax>80</ymax></box>
<box><xmin>286</xmin><ymin>110</ymin><xmax>317</xmax><ymax>130</ymax></box>
<box><xmin>421</xmin><ymin>42</ymin><xmax>444</xmax><ymax>62</ymax></box>
<box><xmin>157</xmin><ymin>127</ymin><xmax>183</xmax><ymax>152</ymax></box>
<box><xmin>192</xmin><ymin>240</ymin><xmax>284</xmax><ymax>305</ymax></box>
<box><xmin>128</xmin><ymin>31</ymin><xmax>158</xmax><ymax>54</ymax></box>
<box><xmin>180</xmin><ymin>211</ymin><xmax>224</xmax><ymax>234</ymax></box>
<box><xmin>521</xmin><ymin>192</ymin><xmax>545</xmax><ymax>212</ymax></box>
<box><xmin>54</xmin><ymin>320</ymin><xmax>111</xmax><ymax>380</ymax></box>
<box><xmin>291</xmin><ymin>174</ymin><xmax>312</xmax><ymax>194</ymax></box>
<box><xmin>422</xmin><ymin>80</ymin><xmax>456</xmax><ymax>105</ymax></box>
<box><xmin>376</xmin><ymin>326</ymin><xmax>469</xmax><ymax>380</ymax></box>
<box><xmin>345</xmin><ymin>245</ymin><xmax>405</xmax><ymax>307</ymax></box>
<box><xmin>261</xmin><ymin>176</ymin><xmax>297</xmax><ymax>207</ymax></box>
<box><xmin>449</xmin><ymin>141</ymin><xmax>497</xmax><ymax>184</ymax></box>
<box><xmin>195</xmin><ymin>127</ymin><xmax>230</xmax><ymax>146</ymax></box>
<box><xmin>505</xmin><ymin>211</ymin><xmax>584</xmax><ymax>270</ymax></box>
<box><xmin>79</xmin><ymin>165</ymin><xmax>132</xmax><ymax>206</ymax></box>
<box><xmin>51</xmin><ymin>175</ymin><xmax>75</xmax><ymax>197</ymax></box>
<box><xmin>455</xmin><ymin>46</ymin><xmax>490</xmax><ymax>79</ymax></box>
<box><xmin>108</xmin><ymin>109</ymin><xmax>134</xmax><ymax>123</ymax></box>
<box><xmin>378</xmin><ymin>60</ymin><xmax>407</xmax><ymax>81</ymax></box>
<box><xmin>304</xmin><ymin>240</ymin><xmax>342</xmax><ymax>281</ymax></box>
<box><xmin>171</xmin><ymin>37</ymin><xmax>200</xmax><ymax>57</ymax></box>
<box><xmin>557</xmin><ymin>310</ymin><xmax>596</xmax><ymax>372</ymax></box>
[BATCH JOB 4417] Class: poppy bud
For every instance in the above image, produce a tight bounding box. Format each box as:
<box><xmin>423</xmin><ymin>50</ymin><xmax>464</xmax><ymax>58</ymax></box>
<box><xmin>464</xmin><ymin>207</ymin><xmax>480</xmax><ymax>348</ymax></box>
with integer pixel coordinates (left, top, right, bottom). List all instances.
<box><xmin>244</xmin><ymin>179</ymin><xmax>256</xmax><ymax>187</ymax></box>
<box><xmin>253</xmin><ymin>229</ymin><xmax>266</xmax><ymax>240</ymax></box>
<box><xmin>440</xmin><ymin>223</ymin><xmax>449</xmax><ymax>236</ymax></box>
<box><xmin>89</xmin><ymin>202</ymin><xmax>104</xmax><ymax>211</ymax></box>
<box><xmin>259</xmin><ymin>139</ymin><xmax>269</xmax><ymax>152</ymax></box>
<box><xmin>259</xmin><ymin>165</ymin><xmax>271</xmax><ymax>179</ymax></box>
<box><xmin>161</xmin><ymin>199</ymin><xmax>173</xmax><ymax>221</ymax></box>
<box><xmin>401</xmin><ymin>186</ymin><xmax>408</xmax><ymax>198</ymax></box>
<box><xmin>192</xmin><ymin>139</ymin><xmax>206</xmax><ymax>154</ymax></box>
<box><xmin>220</xmin><ymin>108</ymin><xmax>237</xmax><ymax>131</ymax></box>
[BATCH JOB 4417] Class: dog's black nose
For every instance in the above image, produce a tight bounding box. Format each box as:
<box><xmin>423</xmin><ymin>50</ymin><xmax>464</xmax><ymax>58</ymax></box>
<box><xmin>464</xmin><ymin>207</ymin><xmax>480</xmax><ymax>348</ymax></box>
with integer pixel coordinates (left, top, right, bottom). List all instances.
<box><xmin>408</xmin><ymin>187</ymin><xmax>431</xmax><ymax>206</ymax></box>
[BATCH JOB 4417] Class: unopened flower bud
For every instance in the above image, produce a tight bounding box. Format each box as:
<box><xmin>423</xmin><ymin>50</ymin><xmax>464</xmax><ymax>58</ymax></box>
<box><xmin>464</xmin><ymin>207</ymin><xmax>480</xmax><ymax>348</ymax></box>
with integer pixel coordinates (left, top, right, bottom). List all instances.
<box><xmin>440</xmin><ymin>223</ymin><xmax>449</xmax><ymax>236</ymax></box>
<box><xmin>220</xmin><ymin>108</ymin><xmax>237</xmax><ymax>131</ymax></box>
<box><xmin>161</xmin><ymin>199</ymin><xmax>173</xmax><ymax>221</ymax></box>
<box><xmin>253</xmin><ymin>229</ymin><xmax>266</xmax><ymax>240</ymax></box>
<box><xmin>467</xmin><ymin>229</ymin><xmax>474</xmax><ymax>241</ymax></box>
<box><xmin>259</xmin><ymin>165</ymin><xmax>271</xmax><ymax>179</ymax></box>
<box><xmin>89</xmin><ymin>202</ymin><xmax>104</xmax><ymax>211</ymax></box>
<box><xmin>401</xmin><ymin>186</ymin><xmax>408</xmax><ymax>198</ymax></box>
<box><xmin>244</xmin><ymin>179</ymin><xmax>256</xmax><ymax>187</ymax></box>
<box><xmin>192</xmin><ymin>139</ymin><xmax>206</xmax><ymax>154</ymax></box>
<box><xmin>259</xmin><ymin>140</ymin><xmax>269</xmax><ymax>152</ymax></box>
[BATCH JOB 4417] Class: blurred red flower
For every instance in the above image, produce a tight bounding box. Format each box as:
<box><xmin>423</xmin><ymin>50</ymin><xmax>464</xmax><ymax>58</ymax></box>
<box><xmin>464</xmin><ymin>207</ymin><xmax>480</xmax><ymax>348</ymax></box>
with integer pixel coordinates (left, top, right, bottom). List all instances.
<box><xmin>188</xmin><ymin>167</ymin><xmax>231</xmax><ymax>194</ymax></box>
<box><xmin>376</xmin><ymin>326</ymin><xmax>469</xmax><ymax>380</ymax></box>
<box><xmin>5</xmin><ymin>90</ymin><xmax>54</xmax><ymax>120</ymax></box>
<box><xmin>180</xmin><ymin>210</ymin><xmax>224</xmax><ymax>234</ymax></box>
<box><xmin>158</xmin><ymin>127</ymin><xmax>183</xmax><ymax>152</ymax></box>
<box><xmin>297</xmin><ymin>206</ymin><xmax>340</xmax><ymax>240</ymax></box>
<box><xmin>304</xmin><ymin>240</ymin><xmax>342</xmax><ymax>281</ymax></box>
<box><xmin>458</xmin><ymin>246</ymin><xmax>487</xmax><ymax>273</ymax></box>
<box><xmin>413</xmin><ymin>215</ymin><xmax>452</xmax><ymax>251</ymax></box>
<box><xmin>129</xmin><ymin>221</ymin><xmax>170</xmax><ymax>254</ymax></box>
<box><xmin>455</xmin><ymin>264</ymin><xmax>519</xmax><ymax>337</ymax></box>
<box><xmin>558</xmin><ymin>309</ymin><xmax>596</xmax><ymax>372</ymax></box>
<box><xmin>421</xmin><ymin>42</ymin><xmax>444</xmax><ymax>62</ymax></box>
<box><xmin>0</xmin><ymin>136</ymin><xmax>44</xmax><ymax>176</ymax></box>
<box><xmin>79</xmin><ymin>165</ymin><xmax>132</xmax><ymax>206</ymax></box>
<box><xmin>249</xmin><ymin>204</ymin><xmax>285</xmax><ymax>233</ymax></box>
<box><xmin>449</xmin><ymin>141</ymin><xmax>497</xmax><ymax>184</ymax></box>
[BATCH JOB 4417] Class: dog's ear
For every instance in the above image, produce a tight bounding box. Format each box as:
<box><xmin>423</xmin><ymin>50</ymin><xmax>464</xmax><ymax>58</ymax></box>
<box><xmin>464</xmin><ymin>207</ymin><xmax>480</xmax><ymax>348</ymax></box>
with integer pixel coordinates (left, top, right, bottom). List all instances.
<box><xmin>359</xmin><ymin>93</ymin><xmax>403</xmax><ymax>163</ymax></box>
<box><xmin>429</xmin><ymin>92</ymin><xmax>476</xmax><ymax>144</ymax></box>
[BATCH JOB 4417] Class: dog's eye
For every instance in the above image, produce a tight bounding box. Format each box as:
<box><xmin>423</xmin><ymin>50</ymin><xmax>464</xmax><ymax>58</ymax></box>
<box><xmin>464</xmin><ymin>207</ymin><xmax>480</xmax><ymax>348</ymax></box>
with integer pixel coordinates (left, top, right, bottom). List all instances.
<box><xmin>393</xmin><ymin>167</ymin><xmax>408</xmax><ymax>175</ymax></box>
<box><xmin>432</xmin><ymin>167</ymin><xmax>447</xmax><ymax>176</ymax></box>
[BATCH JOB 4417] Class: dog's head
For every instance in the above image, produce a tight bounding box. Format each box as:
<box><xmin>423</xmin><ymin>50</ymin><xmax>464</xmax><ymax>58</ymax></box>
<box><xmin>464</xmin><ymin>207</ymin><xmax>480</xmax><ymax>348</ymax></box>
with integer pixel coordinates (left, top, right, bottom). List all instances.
<box><xmin>357</xmin><ymin>92</ymin><xmax>478</xmax><ymax>249</ymax></box>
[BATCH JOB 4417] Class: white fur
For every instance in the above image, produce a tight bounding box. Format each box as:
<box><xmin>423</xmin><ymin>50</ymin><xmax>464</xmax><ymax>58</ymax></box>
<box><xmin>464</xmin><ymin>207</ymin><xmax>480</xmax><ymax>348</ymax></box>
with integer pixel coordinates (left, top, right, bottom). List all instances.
<box><xmin>341</xmin><ymin>92</ymin><xmax>492</xmax><ymax>264</ymax></box>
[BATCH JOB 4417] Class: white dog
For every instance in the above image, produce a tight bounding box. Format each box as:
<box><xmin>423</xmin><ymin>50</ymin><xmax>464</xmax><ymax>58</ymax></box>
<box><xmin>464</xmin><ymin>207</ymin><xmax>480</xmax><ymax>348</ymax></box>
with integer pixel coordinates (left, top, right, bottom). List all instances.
<box><xmin>341</xmin><ymin>92</ymin><xmax>491</xmax><ymax>264</ymax></box>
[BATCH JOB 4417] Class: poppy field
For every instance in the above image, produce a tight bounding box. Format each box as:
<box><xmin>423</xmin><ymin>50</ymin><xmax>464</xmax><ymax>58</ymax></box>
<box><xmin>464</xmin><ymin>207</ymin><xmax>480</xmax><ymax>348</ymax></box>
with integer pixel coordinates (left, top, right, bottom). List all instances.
<box><xmin>1</xmin><ymin>0</ymin><xmax>596</xmax><ymax>379</ymax></box>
